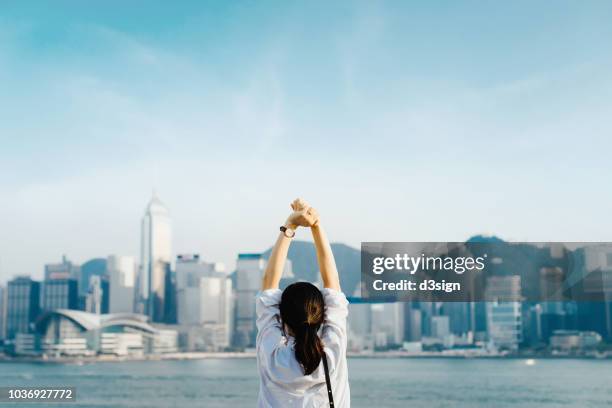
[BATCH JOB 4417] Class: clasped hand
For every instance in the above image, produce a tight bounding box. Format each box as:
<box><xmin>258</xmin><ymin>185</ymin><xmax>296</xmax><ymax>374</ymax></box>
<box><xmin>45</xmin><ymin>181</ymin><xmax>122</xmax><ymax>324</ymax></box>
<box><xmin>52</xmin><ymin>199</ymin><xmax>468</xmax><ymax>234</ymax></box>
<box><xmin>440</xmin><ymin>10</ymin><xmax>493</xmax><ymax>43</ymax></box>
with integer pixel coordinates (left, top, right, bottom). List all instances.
<box><xmin>286</xmin><ymin>198</ymin><xmax>319</xmax><ymax>229</ymax></box>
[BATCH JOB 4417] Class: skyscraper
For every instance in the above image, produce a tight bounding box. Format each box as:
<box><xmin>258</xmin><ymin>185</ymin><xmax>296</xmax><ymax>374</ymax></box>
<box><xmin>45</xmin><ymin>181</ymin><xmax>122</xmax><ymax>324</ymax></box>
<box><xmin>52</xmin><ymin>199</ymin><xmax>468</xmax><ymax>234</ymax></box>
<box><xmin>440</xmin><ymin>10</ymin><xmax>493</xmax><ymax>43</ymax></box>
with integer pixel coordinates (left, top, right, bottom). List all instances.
<box><xmin>85</xmin><ymin>275</ymin><xmax>103</xmax><ymax>314</ymax></box>
<box><xmin>42</xmin><ymin>279</ymin><xmax>79</xmax><ymax>312</ymax></box>
<box><xmin>44</xmin><ymin>255</ymin><xmax>80</xmax><ymax>281</ymax></box>
<box><xmin>233</xmin><ymin>253</ymin><xmax>265</xmax><ymax>348</ymax></box>
<box><xmin>138</xmin><ymin>193</ymin><xmax>172</xmax><ymax>322</ymax></box>
<box><xmin>79</xmin><ymin>258</ymin><xmax>108</xmax><ymax>298</ymax></box>
<box><xmin>6</xmin><ymin>277</ymin><xmax>40</xmax><ymax>339</ymax></box>
<box><xmin>371</xmin><ymin>302</ymin><xmax>404</xmax><ymax>347</ymax></box>
<box><xmin>163</xmin><ymin>265</ymin><xmax>177</xmax><ymax>324</ymax></box>
<box><xmin>582</xmin><ymin>245</ymin><xmax>612</xmax><ymax>340</ymax></box>
<box><xmin>108</xmin><ymin>255</ymin><xmax>136</xmax><ymax>314</ymax></box>
<box><xmin>485</xmin><ymin>276</ymin><xmax>523</xmax><ymax>351</ymax></box>
<box><xmin>175</xmin><ymin>254</ymin><xmax>231</xmax><ymax>350</ymax></box>
<box><xmin>0</xmin><ymin>285</ymin><xmax>6</xmax><ymax>340</ymax></box>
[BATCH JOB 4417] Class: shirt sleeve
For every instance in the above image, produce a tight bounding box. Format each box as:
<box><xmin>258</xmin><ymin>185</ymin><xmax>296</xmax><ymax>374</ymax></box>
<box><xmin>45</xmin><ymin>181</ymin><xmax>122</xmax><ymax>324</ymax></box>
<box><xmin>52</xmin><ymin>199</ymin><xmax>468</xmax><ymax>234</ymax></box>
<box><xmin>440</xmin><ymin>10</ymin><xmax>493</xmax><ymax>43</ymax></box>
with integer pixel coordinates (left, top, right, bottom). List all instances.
<box><xmin>255</xmin><ymin>289</ymin><xmax>283</xmax><ymax>349</ymax></box>
<box><xmin>321</xmin><ymin>288</ymin><xmax>349</xmax><ymax>373</ymax></box>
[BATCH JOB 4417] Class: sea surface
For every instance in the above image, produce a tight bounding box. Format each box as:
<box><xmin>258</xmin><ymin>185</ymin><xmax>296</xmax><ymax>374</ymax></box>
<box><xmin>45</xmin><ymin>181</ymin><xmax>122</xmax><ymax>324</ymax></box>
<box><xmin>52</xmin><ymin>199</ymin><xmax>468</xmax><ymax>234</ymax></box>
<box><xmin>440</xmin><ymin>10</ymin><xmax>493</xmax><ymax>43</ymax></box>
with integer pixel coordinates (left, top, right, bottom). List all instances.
<box><xmin>1</xmin><ymin>358</ymin><xmax>610</xmax><ymax>407</ymax></box>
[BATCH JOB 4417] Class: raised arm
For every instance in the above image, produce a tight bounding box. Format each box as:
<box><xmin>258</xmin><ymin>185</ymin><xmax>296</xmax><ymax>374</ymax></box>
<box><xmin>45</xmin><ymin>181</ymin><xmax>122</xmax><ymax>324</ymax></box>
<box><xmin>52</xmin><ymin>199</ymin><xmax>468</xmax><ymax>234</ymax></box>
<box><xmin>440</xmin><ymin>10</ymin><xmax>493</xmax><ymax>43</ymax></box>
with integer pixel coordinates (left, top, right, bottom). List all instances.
<box><xmin>311</xmin><ymin>221</ymin><xmax>341</xmax><ymax>291</ymax></box>
<box><xmin>261</xmin><ymin>230</ymin><xmax>293</xmax><ymax>290</ymax></box>
<box><xmin>261</xmin><ymin>201</ymin><xmax>316</xmax><ymax>290</ymax></box>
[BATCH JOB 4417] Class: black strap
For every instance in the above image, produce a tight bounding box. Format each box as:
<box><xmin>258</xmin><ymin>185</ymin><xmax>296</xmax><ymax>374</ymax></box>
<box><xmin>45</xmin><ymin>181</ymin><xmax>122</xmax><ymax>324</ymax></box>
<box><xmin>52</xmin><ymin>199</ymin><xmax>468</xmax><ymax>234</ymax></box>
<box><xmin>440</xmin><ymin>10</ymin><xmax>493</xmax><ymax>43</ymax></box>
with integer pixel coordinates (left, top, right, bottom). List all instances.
<box><xmin>321</xmin><ymin>353</ymin><xmax>334</xmax><ymax>407</ymax></box>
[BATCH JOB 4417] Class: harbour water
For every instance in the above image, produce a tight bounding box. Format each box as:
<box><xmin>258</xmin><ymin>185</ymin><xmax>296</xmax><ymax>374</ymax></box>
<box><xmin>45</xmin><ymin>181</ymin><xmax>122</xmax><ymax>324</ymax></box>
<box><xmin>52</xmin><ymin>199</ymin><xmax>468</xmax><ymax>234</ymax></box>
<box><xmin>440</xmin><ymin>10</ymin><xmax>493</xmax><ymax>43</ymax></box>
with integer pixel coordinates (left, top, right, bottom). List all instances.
<box><xmin>1</xmin><ymin>357</ymin><xmax>610</xmax><ymax>407</ymax></box>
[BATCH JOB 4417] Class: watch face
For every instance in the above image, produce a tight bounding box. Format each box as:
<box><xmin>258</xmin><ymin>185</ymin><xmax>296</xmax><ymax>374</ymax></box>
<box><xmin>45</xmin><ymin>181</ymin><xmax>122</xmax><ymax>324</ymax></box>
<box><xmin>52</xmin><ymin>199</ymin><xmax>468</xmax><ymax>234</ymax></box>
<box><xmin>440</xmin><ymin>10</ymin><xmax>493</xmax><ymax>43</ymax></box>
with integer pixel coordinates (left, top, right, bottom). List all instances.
<box><xmin>283</xmin><ymin>227</ymin><xmax>295</xmax><ymax>238</ymax></box>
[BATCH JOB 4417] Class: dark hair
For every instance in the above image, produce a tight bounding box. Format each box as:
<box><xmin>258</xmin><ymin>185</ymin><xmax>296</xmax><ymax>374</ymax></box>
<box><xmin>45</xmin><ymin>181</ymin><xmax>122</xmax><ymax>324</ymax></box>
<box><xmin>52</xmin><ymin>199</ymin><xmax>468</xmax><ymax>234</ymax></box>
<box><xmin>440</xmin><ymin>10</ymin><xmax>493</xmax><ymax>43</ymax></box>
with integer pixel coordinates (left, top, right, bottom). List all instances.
<box><xmin>279</xmin><ymin>282</ymin><xmax>325</xmax><ymax>375</ymax></box>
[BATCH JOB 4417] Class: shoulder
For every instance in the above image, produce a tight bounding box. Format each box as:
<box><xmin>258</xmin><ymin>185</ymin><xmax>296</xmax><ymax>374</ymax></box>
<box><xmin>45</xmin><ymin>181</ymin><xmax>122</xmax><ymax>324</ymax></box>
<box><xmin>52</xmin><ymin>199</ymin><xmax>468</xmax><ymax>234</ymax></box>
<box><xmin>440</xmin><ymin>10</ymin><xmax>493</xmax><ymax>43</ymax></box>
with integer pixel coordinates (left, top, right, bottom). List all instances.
<box><xmin>321</xmin><ymin>288</ymin><xmax>349</xmax><ymax>307</ymax></box>
<box><xmin>257</xmin><ymin>288</ymin><xmax>282</xmax><ymax>305</ymax></box>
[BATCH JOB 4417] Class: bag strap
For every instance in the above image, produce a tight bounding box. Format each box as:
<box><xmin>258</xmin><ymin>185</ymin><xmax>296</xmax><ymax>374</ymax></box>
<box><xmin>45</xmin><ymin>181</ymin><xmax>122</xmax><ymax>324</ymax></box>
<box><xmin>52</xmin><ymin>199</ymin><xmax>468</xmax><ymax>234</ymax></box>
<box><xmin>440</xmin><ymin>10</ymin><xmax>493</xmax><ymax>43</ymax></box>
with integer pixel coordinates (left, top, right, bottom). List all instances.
<box><xmin>322</xmin><ymin>353</ymin><xmax>334</xmax><ymax>407</ymax></box>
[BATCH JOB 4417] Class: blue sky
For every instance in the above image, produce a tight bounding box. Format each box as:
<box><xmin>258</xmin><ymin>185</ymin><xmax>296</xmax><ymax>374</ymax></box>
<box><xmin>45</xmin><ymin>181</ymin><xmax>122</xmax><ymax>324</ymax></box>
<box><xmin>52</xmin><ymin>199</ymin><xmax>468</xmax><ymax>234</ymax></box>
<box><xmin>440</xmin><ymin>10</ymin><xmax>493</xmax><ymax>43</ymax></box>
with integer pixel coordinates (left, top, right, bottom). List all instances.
<box><xmin>1</xmin><ymin>1</ymin><xmax>612</xmax><ymax>281</ymax></box>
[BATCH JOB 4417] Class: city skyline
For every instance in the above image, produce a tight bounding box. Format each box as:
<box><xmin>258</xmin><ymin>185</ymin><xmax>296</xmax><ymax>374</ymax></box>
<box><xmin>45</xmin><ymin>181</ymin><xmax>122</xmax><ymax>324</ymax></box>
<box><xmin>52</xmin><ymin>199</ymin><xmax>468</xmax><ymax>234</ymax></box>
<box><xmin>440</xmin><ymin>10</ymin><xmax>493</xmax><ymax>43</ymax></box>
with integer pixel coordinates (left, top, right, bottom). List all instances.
<box><xmin>2</xmin><ymin>2</ymin><xmax>612</xmax><ymax>281</ymax></box>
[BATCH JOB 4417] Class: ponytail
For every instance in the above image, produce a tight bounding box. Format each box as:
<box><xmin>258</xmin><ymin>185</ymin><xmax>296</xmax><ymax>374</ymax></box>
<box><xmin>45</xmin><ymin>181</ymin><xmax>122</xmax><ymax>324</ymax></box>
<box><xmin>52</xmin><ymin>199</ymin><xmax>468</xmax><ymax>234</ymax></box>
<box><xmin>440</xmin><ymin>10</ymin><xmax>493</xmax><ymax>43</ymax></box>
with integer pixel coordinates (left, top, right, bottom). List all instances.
<box><xmin>294</xmin><ymin>323</ymin><xmax>324</xmax><ymax>375</ymax></box>
<box><xmin>279</xmin><ymin>282</ymin><xmax>326</xmax><ymax>375</ymax></box>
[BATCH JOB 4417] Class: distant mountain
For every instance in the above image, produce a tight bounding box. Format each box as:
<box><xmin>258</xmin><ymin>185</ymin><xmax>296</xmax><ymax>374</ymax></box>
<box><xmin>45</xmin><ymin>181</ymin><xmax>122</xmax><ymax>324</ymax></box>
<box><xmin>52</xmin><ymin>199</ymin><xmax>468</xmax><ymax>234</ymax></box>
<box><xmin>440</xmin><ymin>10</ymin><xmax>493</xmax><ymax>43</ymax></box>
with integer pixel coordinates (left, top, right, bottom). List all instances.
<box><xmin>466</xmin><ymin>235</ymin><xmax>506</xmax><ymax>244</ymax></box>
<box><xmin>262</xmin><ymin>241</ymin><xmax>361</xmax><ymax>295</ymax></box>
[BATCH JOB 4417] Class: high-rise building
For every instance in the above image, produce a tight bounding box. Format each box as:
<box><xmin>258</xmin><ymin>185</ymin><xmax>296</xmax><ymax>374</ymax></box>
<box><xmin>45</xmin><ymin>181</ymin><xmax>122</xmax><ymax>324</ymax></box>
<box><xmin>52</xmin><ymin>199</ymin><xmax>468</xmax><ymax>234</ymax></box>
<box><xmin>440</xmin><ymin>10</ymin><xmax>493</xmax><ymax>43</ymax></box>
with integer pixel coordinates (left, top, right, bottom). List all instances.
<box><xmin>234</xmin><ymin>253</ymin><xmax>265</xmax><ymax>348</ymax></box>
<box><xmin>371</xmin><ymin>302</ymin><xmax>404</xmax><ymax>347</ymax></box>
<box><xmin>0</xmin><ymin>285</ymin><xmax>6</xmax><ymax>340</ymax></box>
<box><xmin>485</xmin><ymin>276</ymin><xmax>523</xmax><ymax>351</ymax></box>
<box><xmin>176</xmin><ymin>254</ymin><xmax>231</xmax><ymax>350</ymax></box>
<box><xmin>347</xmin><ymin>302</ymin><xmax>372</xmax><ymax>350</ymax></box>
<box><xmin>42</xmin><ymin>279</ymin><xmax>79</xmax><ymax>312</ymax></box>
<box><xmin>431</xmin><ymin>315</ymin><xmax>450</xmax><ymax>340</ymax></box>
<box><xmin>44</xmin><ymin>255</ymin><xmax>80</xmax><ymax>281</ymax></box>
<box><xmin>439</xmin><ymin>302</ymin><xmax>471</xmax><ymax>337</ymax></box>
<box><xmin>582</xmin><ymin>245</ymin><xmax>612</xmax><ymax>340</ymax></box>
<box><xmin>404</xmin><ymin>306</ymin><xmax>422</xmax><ymax>342</ymax></box>
<box><xmin>138</xmin><ymin>194</ymin><xmax>172</xmax><ymax>322</ymax></box>
<box><xmin>163</xmin><ymin>265</ymin><xmax>177</xmax><ymax>324</ymax></box>
<box><xmin>6</xmin><ymin>277</ymin><xmax>41</xmax><ymax>339</ymax></box>
<box><xmin>85</xmin><ymin>275</ymin><xmax>103</xmax><ymax>314</ymax></box>
<box><xmin>108</xmin><ymin>255</ymin><xmax>136</xmax><ymax>313</ymax></box>
<box><xmin>79</xmin><ymin>258</ymin><xmax>108</xmax><ymax>300</ymax></box>
<box><xmin>175</xmin><ymin>254</ymin><xmax>224</xmax><ymax>288</ymax></box>
<box><xmin>180</xmin><ymin>276</ymin><xmax>232</xmax><ymax>347</ymax></box>
<box><xmin>347</xmin><ymin>284</ymin><xmax>372</xmax><ymax>350</ymax></box>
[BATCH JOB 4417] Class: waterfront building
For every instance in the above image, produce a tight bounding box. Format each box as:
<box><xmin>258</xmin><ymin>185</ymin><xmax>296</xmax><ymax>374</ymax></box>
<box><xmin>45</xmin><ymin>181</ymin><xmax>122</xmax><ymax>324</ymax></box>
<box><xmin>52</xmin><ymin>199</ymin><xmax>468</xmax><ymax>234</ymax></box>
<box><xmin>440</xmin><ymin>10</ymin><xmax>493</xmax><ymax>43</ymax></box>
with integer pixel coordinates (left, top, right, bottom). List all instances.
<box><xmin>0</xmin><ymin>285</ymin><xmax>6</xmax><ymax>339</ymax></box>
<box><xmin>14</xmin><ymin>333</ymin><xmax>39</xmax><ymax>355</ymax></box>
<box><xmin>233</xmin><ymin>253</ymin><xmax>265</xmax><ymax>348</ymax></box>
<box><xmin>179</xmin><ymin>323</ymin><xmax>230</xmax><ymax>351</ymax></box>
<box><xmin>100</xmin><ymin>332</ymin><xmax>144</xmax><ymax>356</ymax></box>
<box><xmin>29</xmin><ymin>309</ymin><xmax>178</xmax><ymax>356</ymax></box>
<box><xmin>108</xmin><ymin>255</ymin><xmax>136</xmax><ymax>314</ymax></box>
<box><xmin>582</xmin><ymin>245</ymin><xmax>612</xmax><ymax>340</ymax></box>
<box><xmin>537</xmin><ymin>266</ymin><xmax>568</xmax><ymax>342</ymax></box>
<box><xmin>371</xmin><ymin>302</ymin><xmax>404</xmax><ymax>348</ymax></box>
<box><xmin>138</xmin><ymin>193</ymin><xmax>172</xmax><ymax>322</ymax></box>
<box><xmin>42</xmin><ymin>279</ymin><xmax>79</xmax><ymax>312</ymax></box>
<box><xmin>6</xmin><ymin>277</ymin><xmax>41</xmax><ymax>339</ymax></box>
<box><xmin>549</xmin><ymin>330</ymin><xmax>602</xmax><ymax>351</ymax></box>
<box><xmin>346</xmin><ymin>283</ymin><xmax>373</xmax><ymax>350</ymax></box>
<box><xmin>163</xmin><ymin>266</ymin><xmax>177</xmax><ymax>324</ymax></box>
<box><xmin>440</xmin><ymin>302</ymin><xmax>474</xmax><ymax>337</ymax></box>
<box><xmin>431</xmin><ymin>315</ymin><xmax>450</xmax><ymax>340</ymax></box>
<box><xmin>176</xmin><ymin>254</ymin><xmax>232</xmax><ymax>350</ymax></box>
<box><xmin>485</xmin><ymin>276</ymin><xmax>523</xmax><ymax>351</ymax></box>
<box><xmin>404</xmin><ymin>305</ymin><xmax>422</xmax><ymax>342</ymax></box>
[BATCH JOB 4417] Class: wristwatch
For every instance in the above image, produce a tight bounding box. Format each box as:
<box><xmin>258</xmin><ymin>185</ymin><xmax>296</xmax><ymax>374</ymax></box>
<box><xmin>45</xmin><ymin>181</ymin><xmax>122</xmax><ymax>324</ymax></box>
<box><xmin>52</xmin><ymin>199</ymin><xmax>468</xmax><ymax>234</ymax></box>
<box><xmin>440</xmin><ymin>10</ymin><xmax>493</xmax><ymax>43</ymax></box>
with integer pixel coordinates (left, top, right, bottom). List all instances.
<box><xmin>280</xmin><ymin>225</ymin><xmax>296</xmax><ymax>238</ymax></box>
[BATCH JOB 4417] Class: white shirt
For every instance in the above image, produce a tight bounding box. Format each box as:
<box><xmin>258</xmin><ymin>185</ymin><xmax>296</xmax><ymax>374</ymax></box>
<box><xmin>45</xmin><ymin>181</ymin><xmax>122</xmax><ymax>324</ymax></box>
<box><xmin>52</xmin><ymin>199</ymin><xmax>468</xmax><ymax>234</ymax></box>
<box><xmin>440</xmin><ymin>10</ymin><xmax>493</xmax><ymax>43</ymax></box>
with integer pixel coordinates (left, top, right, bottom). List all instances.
<box><xmin>256</xmin><ymin>288</ymin><xmax>350</xmax><ymax>408</ymax></box>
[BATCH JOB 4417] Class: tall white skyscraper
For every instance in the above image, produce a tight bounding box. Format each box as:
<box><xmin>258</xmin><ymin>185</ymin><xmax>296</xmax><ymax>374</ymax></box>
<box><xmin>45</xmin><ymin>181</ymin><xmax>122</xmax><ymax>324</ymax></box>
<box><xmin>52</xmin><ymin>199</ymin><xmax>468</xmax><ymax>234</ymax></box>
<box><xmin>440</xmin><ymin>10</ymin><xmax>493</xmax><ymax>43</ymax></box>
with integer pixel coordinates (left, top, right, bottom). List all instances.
<box><xmin>139</xmin><ymin>194</ymin><xmax>172</xmax><ymax>322</ymax></box>
<box><xmin>108</xmin><ymin>255</ymin><xmax>136</xmax><ymax>313</ymax></box>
